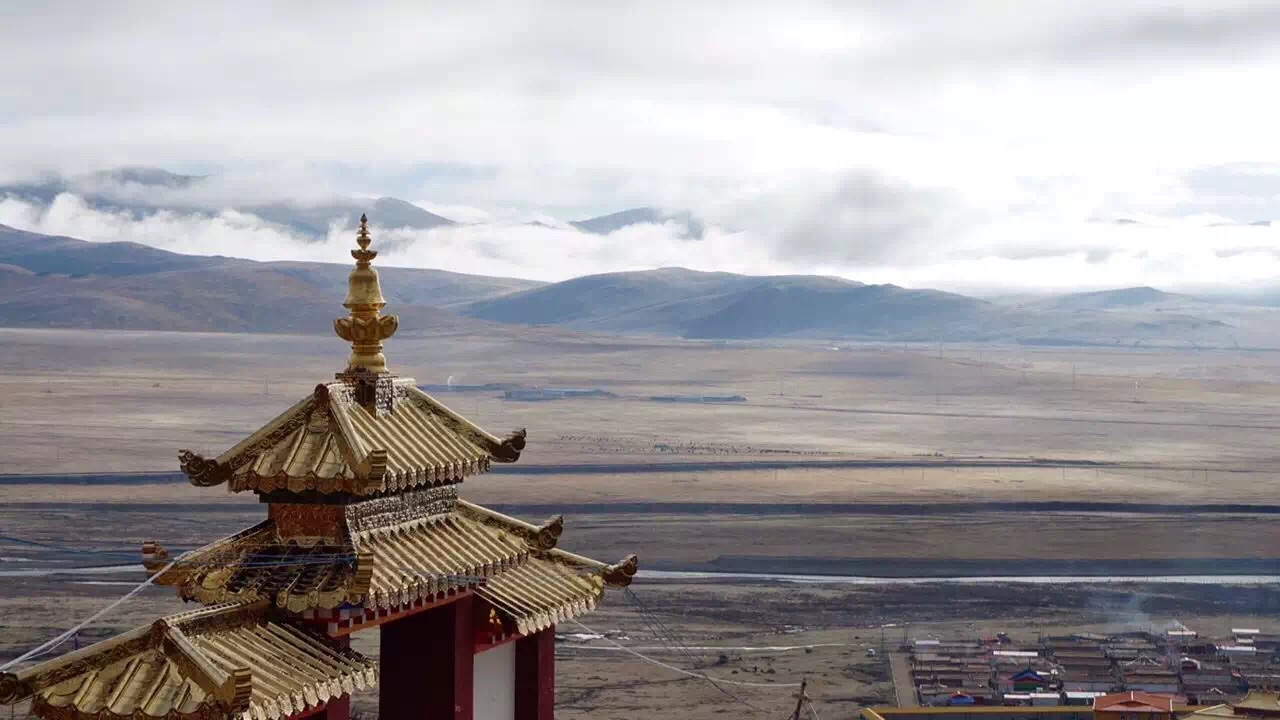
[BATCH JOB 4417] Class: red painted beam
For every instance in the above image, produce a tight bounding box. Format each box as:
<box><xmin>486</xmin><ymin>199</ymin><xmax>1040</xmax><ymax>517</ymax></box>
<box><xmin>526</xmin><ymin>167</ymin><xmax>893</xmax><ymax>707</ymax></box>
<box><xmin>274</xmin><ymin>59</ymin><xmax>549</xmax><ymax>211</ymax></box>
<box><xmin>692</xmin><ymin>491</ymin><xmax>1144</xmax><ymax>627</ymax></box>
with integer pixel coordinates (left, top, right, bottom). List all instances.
<box><xmin>515</xmin><ymin>627</ymin><xmax>555</xmax><ymax>720</ymax></box>
<box><xmin>474</xmin><ymin>631</ymin><xmax>522</xmax><ymax>654</ymax></box>
<box><xmin>312</xmin><ymin>589</ymin><xmax>474</xmax><ymax>637</ymax></box>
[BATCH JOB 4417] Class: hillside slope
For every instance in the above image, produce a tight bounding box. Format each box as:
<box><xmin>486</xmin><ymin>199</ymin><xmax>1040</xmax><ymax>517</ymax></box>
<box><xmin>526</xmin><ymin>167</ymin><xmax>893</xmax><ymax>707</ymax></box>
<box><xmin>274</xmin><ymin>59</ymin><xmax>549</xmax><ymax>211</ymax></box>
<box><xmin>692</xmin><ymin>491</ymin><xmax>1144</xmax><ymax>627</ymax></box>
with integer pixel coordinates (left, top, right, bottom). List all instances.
<box><xmin>463</xmin><ymin>267</ymin><xmax>1010</xmax><ymax>339</ymax></box>
<box><xmin>4</xmin><ymin>225</ymin><xmax>1279</xmax><ymax>347</ymax></box>
<box><xmin>463</xmin><ymin>268</ymin><xmax>1280</xmax><ymax>346</ymax></box>
<box><xmin>0</xmin><ymin>225</ymin><xmax>540</xmax><ymax>332</ymax></box>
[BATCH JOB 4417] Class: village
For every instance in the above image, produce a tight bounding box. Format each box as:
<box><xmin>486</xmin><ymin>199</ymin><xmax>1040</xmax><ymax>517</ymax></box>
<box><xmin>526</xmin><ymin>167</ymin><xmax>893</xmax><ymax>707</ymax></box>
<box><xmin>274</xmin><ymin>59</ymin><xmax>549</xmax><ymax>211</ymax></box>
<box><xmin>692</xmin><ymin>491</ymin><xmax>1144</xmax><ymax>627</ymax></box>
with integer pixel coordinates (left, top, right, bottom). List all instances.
<box><xmin>895</xmin><ymin>627</ymin><xmax>1280</xmax><ymax>711</ymax></box>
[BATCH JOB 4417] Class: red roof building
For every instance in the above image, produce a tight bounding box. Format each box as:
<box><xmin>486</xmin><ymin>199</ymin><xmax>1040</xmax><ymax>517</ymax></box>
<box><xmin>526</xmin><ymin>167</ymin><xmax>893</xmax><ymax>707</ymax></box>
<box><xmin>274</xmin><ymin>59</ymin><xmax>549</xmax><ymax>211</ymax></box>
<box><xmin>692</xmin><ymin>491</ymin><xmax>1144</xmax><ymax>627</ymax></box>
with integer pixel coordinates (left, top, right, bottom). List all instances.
<box><xmin>1093</xmin><ymin>691</ymin><xmax>1178</xmax><ymax>720</ymax></box>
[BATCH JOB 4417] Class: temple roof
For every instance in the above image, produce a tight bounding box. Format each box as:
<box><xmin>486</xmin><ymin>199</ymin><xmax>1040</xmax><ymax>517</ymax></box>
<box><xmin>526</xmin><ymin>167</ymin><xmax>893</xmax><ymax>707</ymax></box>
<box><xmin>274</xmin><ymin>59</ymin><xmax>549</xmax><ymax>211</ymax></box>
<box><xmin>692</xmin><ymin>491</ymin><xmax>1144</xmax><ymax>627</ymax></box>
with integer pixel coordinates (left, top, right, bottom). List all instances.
<box><xmin>144</xmin><ymin>491</ymin><xmax>637</xmax><ymax>628</ymax></box>
<box><xmin>177</xmin><ymin>214</ymin><xmax>526</xmax><ymax>497</ymax></box>
<box><xmin>0</xmin><ymin>602</ymin><xmax>375</xmax><ymax>720</ymax></box>
<box><xmin>179</xmin><ymin>382</ymin><xmax>525</xmax><ymax>496</ymax></box>
<box><xmin>479</xmin><ymin>550</ymin><xmax>620</xmax><ymax>636</ymax></box>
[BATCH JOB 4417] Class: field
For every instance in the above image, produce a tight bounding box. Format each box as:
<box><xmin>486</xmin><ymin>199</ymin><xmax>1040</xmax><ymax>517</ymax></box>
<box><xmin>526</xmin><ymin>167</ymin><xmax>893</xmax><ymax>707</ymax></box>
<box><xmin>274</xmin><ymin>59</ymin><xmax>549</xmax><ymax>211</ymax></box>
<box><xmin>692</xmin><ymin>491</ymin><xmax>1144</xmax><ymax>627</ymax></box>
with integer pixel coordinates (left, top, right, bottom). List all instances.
<box><xmin>2</xmin><ymin>327</ymin><xmax>1280</xmax><ymax>718</ymax></box>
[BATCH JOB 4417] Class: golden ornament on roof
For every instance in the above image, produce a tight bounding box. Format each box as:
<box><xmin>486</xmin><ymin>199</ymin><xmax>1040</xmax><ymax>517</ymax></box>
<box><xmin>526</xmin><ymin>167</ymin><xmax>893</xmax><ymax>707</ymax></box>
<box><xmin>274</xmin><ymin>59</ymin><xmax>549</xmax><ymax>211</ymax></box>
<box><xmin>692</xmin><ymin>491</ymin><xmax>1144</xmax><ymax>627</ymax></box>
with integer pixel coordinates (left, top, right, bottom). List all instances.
<box><xmin>334</xmin><ymin>213</ymin><xmax>398</xmax><ymax>373</ymax></box>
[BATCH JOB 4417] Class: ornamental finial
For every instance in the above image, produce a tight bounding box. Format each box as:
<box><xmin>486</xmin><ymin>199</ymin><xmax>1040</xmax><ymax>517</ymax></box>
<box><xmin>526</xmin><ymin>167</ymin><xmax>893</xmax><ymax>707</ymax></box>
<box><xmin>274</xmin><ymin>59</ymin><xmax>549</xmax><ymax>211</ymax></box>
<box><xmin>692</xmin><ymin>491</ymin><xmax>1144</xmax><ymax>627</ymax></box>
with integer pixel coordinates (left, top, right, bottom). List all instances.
<box><xmin>356</xmin><ymin>213</ymin><xmax>372</xmax><ymax>251</ymax></box>
<box><xmin>333</xmin><ymin>215</ymin><xmax>398</xmax><ymax>374</ymax></box>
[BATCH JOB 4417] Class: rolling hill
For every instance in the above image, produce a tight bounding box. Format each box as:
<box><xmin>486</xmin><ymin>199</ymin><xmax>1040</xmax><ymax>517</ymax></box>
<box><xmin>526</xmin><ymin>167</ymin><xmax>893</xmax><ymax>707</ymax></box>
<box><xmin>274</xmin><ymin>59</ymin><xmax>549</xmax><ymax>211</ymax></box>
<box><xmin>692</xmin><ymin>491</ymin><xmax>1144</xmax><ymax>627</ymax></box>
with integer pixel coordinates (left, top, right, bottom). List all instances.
<box><xmin>461</xmin><ymin>268</ymin><xmax>1280</xmax><ymax>347</ymax></box>
<box><xmin>462</xmin><ymin>268</ymin><xmax>1006</xmax><ymax>340</ymax></box>
<box><xmin>463</xmin><ymin>267</ymin><xmax>767</xmax><ymax>333</ymax></box>
<box><xmin>0</xmin><ymin>225</ymin><xmax>540</xmax><ymax>332</ymax></box>
<box><xmin>1019</xmin><ymin>286</ymin><xmax>1188</xmax><ymax>312</ymax></box>
<box><xmin>2</xmin><ymin>224</ymin><xmax>1278</xmax><ymax>348</ymax></box>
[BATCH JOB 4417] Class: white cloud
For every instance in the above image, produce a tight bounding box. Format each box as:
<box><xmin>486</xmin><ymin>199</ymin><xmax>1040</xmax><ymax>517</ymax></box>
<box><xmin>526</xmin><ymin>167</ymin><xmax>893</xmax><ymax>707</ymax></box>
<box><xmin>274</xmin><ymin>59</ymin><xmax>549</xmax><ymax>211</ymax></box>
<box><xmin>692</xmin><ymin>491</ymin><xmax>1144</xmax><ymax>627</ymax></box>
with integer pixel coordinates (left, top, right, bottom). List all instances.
<box><xmin>4</xmin><ymin>1</ymin><xmax>1280</xmax><ymax>291</ymax></box>
<box><xmin>6</xmin><ymin>190</ymin><xmax>1280</xmax><ymax>294</ymax></box>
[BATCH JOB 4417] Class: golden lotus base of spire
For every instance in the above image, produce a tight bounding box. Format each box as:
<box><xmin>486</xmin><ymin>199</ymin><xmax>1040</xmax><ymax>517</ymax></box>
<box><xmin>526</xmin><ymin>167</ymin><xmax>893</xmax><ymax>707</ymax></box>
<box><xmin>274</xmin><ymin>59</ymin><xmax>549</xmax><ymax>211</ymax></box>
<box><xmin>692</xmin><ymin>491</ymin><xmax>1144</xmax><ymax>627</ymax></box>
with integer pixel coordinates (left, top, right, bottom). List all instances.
<box><xmin>335</xmin><ymin>214</ymin><xmax>398</xmax><ymax>374</ymax></box>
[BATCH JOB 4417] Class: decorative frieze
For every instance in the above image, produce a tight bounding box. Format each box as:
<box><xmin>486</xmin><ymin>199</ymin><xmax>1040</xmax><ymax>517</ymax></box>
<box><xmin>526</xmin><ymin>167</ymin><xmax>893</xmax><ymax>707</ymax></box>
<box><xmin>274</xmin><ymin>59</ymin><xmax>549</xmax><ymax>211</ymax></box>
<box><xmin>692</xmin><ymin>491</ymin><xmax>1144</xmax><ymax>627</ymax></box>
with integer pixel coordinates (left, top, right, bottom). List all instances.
<box><xmin>269</xmin><ymin>502</ymin><xmax>347</xmax><ymax>542</ymax></box>
<box><xmin>345</xmin><ymin>485</ymin><xmax>458</xmax><ymax>536</ymax></box>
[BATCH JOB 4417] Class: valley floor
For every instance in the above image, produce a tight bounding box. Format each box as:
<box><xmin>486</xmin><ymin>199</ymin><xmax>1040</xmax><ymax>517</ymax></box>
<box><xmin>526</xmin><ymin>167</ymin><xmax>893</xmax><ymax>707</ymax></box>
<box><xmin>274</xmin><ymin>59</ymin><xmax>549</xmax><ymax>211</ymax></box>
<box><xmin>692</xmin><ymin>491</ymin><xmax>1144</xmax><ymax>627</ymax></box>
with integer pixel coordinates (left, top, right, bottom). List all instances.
<box><xmin>2</xmin><ymin>328</ymin><xmax>1279</xmax><ymax>717</ymax></box>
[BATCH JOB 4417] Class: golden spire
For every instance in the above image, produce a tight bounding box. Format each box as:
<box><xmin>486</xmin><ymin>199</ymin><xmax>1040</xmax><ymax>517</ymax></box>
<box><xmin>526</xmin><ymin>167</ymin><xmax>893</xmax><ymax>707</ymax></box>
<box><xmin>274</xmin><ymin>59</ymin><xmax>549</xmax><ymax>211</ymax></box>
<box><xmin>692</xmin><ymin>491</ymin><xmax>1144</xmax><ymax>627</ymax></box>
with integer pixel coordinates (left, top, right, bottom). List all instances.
<box><xmin>333</xmin><ymin>214</ymin><xmax>398</xmax><ymax>373</ymax></box>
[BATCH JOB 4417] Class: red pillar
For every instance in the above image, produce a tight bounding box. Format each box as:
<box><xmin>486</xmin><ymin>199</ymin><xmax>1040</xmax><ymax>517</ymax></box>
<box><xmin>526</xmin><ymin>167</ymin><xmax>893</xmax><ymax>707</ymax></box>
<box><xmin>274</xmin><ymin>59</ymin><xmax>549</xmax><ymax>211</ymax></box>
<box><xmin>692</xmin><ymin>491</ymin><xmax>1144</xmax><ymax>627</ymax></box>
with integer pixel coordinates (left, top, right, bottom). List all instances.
<box><xmin>321</xmin><ymin>635</ymin><xmax>352</xmax><ymax>720</ymax></box>
<box><xmin>514</xmin><ymin>626</ymin><xmax>555</xmax><ymax>720</ymax></box>
<box><xmin>380</xmin><ymin>595</ymin><xmax>475</xmax><ymax>720</ymax></box>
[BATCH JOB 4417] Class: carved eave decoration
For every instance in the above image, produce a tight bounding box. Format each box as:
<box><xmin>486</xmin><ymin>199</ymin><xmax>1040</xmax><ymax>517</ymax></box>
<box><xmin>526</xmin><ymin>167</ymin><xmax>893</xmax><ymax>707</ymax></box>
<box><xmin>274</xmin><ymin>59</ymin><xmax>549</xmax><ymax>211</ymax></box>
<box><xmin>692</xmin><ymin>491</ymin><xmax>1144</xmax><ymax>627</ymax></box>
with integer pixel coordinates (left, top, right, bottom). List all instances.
<box><xmin>601</xmin><ymin>553</ymin><xmax>640</xmax><ymax>587</ymax></box>
<box><xmin>455</xmin><ymin>499</ymin><xmax>563</xmax><ymax>551</ymax></box>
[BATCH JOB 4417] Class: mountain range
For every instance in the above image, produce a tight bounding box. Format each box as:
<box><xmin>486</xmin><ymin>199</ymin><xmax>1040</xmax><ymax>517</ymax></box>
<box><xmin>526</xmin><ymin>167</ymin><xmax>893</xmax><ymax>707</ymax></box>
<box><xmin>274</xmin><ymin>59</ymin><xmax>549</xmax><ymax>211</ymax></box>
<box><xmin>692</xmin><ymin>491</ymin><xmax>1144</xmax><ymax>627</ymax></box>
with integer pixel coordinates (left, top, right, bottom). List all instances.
<box><xmin>1</xmin><ymin>223</ymin><xmax>1276</xmax><ymax>348</ymax></box>
<box><xmin>0</xmin><ymin>224</ymin><xmax>536</xmax><ymax>333</ymax></box>
<box><xmin>0</xmin><ymin>167</ymin><xmax>700</xmax><ymax>239</ymax></box>
<box><xmin>3</xmin><ymin>167</ymin><xmax>1278</xmax><ymax>347</ymax></box>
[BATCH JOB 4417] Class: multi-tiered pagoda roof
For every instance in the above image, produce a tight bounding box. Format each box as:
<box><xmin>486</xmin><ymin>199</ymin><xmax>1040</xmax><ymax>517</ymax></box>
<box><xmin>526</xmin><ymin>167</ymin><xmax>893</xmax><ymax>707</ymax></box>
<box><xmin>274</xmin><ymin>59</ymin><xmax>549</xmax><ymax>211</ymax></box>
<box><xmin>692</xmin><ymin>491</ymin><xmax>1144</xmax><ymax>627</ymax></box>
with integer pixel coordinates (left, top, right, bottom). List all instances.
<box><xmin>1</xmin><ymin>215</ymin><xmax>636</xmax><ymax>720</ymax></box>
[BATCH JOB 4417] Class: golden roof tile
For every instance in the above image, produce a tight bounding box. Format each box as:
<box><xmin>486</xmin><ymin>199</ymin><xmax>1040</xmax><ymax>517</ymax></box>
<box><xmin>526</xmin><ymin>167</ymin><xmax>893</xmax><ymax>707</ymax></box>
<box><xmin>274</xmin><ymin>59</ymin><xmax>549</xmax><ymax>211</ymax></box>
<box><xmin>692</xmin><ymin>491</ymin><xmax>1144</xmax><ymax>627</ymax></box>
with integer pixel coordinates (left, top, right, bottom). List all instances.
<box><xmin>178</xmin><ymin>382</ymin><xmax>526</xmax><ymax>496</ymax></box>
<box><xmin>359</xmin><ymin>511</ymin><xmax>528</xmax><ymax>610</ymax></box>
<box><xmin>0</xmin><ymin>603</ymin><xmax>375</xmax><ymax>720</ymax></box>
<box><xmin>476</xmin><ymin>552</ymin><xmax>606</xmax><ymax>636</ymax></box>
<box><xmin>147</xmin><ymin>495</ymin><xmax>637</xmax><ymax>617</ymax></box>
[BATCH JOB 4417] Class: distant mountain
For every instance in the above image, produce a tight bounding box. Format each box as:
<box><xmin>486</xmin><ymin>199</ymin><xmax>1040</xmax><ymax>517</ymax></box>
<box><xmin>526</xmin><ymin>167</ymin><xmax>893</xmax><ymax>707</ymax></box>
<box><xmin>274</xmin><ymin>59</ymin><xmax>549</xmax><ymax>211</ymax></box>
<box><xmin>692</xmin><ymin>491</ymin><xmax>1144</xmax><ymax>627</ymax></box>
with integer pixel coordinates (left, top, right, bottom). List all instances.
<box><xmin>0</xmin><ymin>167</ymin><xmax>205</xmax><ymax>207</ymax></box>
<box><xmin>463</xmin><ymin>267</ymin><xmax>1008</xmax><ymax>340</ymax></box>
<box><xmin>463</xmin><ymin>269</ymin><xmax>1280</xmax><ymax>346</ymax></box>
<box><xmin>6</xmin><ymin>217</ymin><xmax>1280</xmax><ymax>347</ymax></box>
<box><xmin>464</xmin><ymin>267</ymin><xmax>764</xmax><ymax>333</ymax></box>
<box><xmin>1027</xmin><ymin>286</ymin><xmax>1186</xmax><ymax>311</ymax></box>
<box><xmin>241</xmin><ymin>196</ymin><xmax>454</xmax><ymax>236</ymax></box>
<box><xmin>0</xmin><ymin>225</ymin><xmax>221</xmax><ymax>276</ymax></box>
<box><xmin>570</xmin><ymin>208</ymin><xmax>704</xmax><ymax>239</ymax></box>
<box><xmin>0</xmin><ymin>168</ymin><xmax>456</xmax><ymax>237</ymax></box>
<box><xmin>0</xmin><ymin>225</ymin><xmax>541</xmax><ymax>332</ymax></box>
<box><xmin>682</xmin><ymin>281</ymin><xmax>1000</xmax><ymax>340</ymax></box>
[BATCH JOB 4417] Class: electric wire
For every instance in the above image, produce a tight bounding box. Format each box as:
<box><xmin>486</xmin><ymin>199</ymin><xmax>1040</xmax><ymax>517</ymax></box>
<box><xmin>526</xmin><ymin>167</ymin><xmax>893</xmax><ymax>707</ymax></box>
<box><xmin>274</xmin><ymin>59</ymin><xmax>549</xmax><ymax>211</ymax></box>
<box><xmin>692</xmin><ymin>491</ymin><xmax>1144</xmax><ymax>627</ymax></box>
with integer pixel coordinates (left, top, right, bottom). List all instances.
<box><xmin>2</xmin><ymin>531</ymin><xmax>818</xmax><ymax>714</ymax></box>
<box><xmin>625</xmin><ymin>587</ymin><xmax>745</xmax><ymax>693</ymax></box>
<box><xmin>0</xmin><ymin>553</ymin><xmax>186</xmax><ymax>671</ymax></box>
<box><xmin>623</xmin><ymin>587</ymin><xmax>769</xmax><ymax>711</ymax></box>
<box><xmin>567</xmin><ymin>617</ymin><xmax>803</xmax><ymax>689</ymax></box>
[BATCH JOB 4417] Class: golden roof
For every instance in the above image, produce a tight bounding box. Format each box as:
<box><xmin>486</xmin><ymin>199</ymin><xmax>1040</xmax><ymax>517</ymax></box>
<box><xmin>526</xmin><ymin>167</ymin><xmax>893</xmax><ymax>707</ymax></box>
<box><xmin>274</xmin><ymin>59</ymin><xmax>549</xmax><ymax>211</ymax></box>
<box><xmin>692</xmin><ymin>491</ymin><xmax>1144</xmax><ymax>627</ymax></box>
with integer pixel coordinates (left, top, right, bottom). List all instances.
<box><xmin>0</xmin><ymin>602</ymin><xmax>375</xmax><ymax>720</ymax></box>
<box><xmin>176</xmin><ymin>218</ymin><xmax>526</xmax><ymax>497</ymax></box>
<box><xmin>479</xmin><ymin>551</ymin><xmax>618</xmax><ymax>636</ymax></box>
<box><xmin>145</xmin><ymin>491</ymin><xmax>636</xmax><ymax>626</ymax></box>
<box><xmin>1186</xmin><ymin>707</ymin><xmax>1243</xmax><ymax>719</ymax></box>
<box><xmin>178</xmin><ymin>382</ymin><xmax>526</xmax><ymax>495</ymax></box>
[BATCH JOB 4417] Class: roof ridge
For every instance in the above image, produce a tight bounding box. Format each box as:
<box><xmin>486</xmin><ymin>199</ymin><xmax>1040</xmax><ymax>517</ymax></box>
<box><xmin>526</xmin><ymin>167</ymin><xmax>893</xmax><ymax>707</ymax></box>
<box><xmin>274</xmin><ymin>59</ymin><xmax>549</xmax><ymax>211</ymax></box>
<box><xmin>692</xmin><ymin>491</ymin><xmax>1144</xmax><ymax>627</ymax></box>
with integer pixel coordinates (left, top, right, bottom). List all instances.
<box><xmin>404</xmin><ymin>386</ymin><xmax>526</xmax><ymax>462</ymax></box>
<box><xmin>455</xmin><ymin>499</ymin><xmax>563</xmax><ymax>550</ymax></box>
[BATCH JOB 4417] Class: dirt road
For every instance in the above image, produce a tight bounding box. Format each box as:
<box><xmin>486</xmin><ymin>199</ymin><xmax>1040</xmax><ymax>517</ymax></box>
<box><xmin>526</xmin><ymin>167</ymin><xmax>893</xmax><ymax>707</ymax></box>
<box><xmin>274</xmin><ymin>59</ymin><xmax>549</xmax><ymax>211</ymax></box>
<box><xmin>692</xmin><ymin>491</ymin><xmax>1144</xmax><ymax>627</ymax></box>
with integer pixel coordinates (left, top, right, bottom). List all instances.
<box><xmin>889</xmin><ymin>652</ymin><xmax>918</xmax><ymax>707</ymax></box>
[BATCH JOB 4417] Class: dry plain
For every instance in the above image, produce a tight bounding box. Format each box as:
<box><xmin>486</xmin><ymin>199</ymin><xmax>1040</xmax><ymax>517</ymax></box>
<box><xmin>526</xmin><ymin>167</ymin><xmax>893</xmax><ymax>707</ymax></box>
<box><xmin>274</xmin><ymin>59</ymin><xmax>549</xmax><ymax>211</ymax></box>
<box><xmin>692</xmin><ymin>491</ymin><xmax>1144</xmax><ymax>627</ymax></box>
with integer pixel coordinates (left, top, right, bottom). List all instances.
<box><xmin>2</xmin><ymin>327</ymin><xmax>1280</xmax><ymax>718</ymax></box>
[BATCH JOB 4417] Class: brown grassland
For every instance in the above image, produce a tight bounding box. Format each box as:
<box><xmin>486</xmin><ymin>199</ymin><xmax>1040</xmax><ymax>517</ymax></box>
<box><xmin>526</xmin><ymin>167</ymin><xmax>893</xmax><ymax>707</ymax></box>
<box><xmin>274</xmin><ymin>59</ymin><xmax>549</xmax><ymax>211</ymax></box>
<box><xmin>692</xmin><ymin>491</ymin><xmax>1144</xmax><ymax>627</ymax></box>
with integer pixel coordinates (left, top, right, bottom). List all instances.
<box><xmin>2</xmin><ymin>327</ymin><xmax>1280</xmax><ymax>718</ymax></box>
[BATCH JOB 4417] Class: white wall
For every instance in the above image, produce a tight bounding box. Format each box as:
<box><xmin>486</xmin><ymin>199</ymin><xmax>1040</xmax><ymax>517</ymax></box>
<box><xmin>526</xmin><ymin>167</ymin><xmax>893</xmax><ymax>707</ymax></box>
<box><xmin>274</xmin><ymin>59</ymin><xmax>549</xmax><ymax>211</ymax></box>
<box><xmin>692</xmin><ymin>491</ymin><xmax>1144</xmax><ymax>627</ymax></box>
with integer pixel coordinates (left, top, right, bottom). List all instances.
<box><xmin>473</xmin><ymin>642</ymin><xmax>516</xmax><ymax>720</ymax></box>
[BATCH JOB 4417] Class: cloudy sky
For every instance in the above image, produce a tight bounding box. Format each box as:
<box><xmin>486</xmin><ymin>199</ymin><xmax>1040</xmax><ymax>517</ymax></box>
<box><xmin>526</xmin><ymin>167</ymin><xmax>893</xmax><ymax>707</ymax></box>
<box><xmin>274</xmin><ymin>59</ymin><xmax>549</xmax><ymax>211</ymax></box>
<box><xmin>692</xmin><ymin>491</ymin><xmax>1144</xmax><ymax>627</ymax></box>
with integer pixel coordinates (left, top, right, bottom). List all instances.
<box><xmin>4</xmin><ymin>1</ymin><xmax>1280</xmax><ymax>292</ymax></box>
